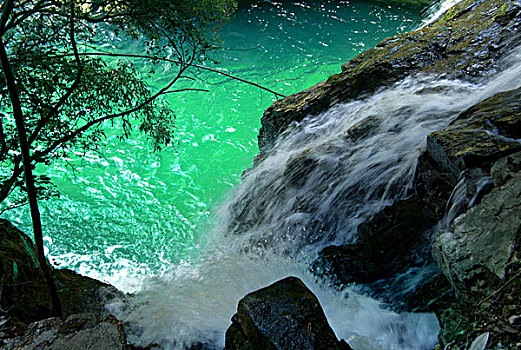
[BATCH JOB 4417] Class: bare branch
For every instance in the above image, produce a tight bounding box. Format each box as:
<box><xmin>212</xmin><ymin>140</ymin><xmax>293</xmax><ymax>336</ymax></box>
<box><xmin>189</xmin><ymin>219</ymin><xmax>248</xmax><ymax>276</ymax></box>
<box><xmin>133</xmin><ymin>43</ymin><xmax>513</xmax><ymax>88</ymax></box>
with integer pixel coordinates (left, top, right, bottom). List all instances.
<box><xmin>73</xmin><ymin>52</ymin><xmax>287</xmax><ymax>98</ymax></box>
<box><xmin>0</xmin><ymin>199</ymin><xmax>29</xmax><ymax>216</ymax></box>
<box><xmin>162</xmin><ymin>88</ymin><xmax>210</xmax><ymax>94</ymax></box>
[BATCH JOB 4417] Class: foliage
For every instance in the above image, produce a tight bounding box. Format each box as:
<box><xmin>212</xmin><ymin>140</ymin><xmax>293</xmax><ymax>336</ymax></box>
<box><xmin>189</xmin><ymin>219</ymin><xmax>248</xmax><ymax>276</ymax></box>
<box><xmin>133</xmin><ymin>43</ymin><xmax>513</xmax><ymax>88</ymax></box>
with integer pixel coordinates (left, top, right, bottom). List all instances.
<box><xmin>0</xmin><ymin>0</ymin><xmax>237</xmax><ymax>211</ymax></box>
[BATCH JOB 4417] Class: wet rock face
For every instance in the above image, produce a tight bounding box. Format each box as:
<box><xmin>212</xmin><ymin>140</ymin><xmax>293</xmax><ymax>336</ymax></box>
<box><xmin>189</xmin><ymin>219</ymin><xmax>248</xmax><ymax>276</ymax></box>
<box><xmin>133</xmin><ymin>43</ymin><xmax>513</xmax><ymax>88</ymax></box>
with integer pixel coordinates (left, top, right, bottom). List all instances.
<box><xmin>433</xmin><ymin>151</ymin><xmax>521</xmax><ymax>348</ymax></box>
<box><xmin>258</xmin><ymin>0</ymin><xmax>521</xmax><ymax>153</ymax></box>
<box><xmin>225</xmin><ymin>276</ymin><xmax>352</xmax><ymax>350</ymax></box>
<box><xmin>314</xmin><ymin>86</ymin><xmax>521</xmax><ymax>313</ymax></box>
<box><xmin>426</xmin><ymin>88</ymin><xmax>521</xmax><ymax>184</ymax></box>
<box><xmin>433</xmin><ymin>151</ymin><xmax>521</xmax><ymax>302</ymax></box>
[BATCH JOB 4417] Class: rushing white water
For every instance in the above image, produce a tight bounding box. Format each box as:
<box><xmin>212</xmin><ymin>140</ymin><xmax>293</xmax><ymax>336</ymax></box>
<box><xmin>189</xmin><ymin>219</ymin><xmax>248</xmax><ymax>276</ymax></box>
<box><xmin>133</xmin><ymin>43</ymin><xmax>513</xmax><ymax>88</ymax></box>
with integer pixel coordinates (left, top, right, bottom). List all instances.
<box><xmin>421</xmin><ymin>0</ymin><xmax>464</xmax><ymax>27</ymax></box>
<box><xmin>111</xmin><ymin>46</ymin><xmax>521</xmax><ymax>350</ymax></box>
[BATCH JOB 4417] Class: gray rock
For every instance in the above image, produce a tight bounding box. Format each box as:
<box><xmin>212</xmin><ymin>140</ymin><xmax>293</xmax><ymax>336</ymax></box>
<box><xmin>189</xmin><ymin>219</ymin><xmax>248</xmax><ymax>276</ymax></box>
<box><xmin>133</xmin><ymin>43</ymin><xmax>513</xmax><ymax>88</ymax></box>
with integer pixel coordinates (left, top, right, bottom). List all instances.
<box><xmin>433</xmin><ymin>153</ymin><xmax>521</xmax><ymax>301</ymax></box>
<box><xmin>2</xmin><ymin>313</ymin><xmax>128</xmax><ymax>350</ymax></box>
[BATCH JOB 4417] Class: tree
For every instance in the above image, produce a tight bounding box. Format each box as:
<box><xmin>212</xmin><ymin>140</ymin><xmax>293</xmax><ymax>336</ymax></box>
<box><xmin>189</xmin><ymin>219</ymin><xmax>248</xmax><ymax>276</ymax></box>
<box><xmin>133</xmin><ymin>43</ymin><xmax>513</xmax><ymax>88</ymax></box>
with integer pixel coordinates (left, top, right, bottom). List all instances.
<box><xmin>0</xmin><ymin>0</ymin><xmax>237</xmax><ymax>316</ymax></box>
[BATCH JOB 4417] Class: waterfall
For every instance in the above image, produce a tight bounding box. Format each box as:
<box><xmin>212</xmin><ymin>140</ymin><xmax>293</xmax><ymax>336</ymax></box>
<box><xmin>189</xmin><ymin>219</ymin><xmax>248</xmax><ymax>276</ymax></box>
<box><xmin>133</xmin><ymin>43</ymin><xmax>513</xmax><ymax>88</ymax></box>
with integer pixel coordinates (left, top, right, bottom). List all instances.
<box><xmin>111</xmin><ymin>22</ymin><xmax>521</xmax><ymax>350</ymax></box>
<box><xmin>421</xmin><ymin>0</ymin><xmax>464</xmax><ymax>27</ymax></box>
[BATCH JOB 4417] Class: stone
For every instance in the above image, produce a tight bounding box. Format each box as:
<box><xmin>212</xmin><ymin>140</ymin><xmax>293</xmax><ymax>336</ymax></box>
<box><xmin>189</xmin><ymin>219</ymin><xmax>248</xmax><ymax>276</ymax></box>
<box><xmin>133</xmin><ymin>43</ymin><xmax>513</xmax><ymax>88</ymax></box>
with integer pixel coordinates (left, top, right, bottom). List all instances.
<box><xmin>1</xmin><ymin>313</ymin><xmax>128</xmax><ymax>350</ymax></box>
<box><xmin>224</xmin><ymin>276</ymin><xmax>352</xmax><ymax>350</ymax></box>
<box><xmin>425</xmin><ymin>88</ymin><xmax>521</xmax><ymax>184</ymax></box>
<box><xmin>432</xmin><ymin>157</ymin><xmax>521</xmax><ymax>301</ymax></box>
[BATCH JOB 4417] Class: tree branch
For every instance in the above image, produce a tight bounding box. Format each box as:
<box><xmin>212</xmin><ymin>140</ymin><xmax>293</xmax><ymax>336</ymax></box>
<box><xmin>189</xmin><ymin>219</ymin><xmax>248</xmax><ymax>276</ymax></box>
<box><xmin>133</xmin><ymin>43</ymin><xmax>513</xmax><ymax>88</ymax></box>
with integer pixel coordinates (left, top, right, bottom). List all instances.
<box><xmin>28</xmin><ymin>0</ymin><xmax>84</xmax><ymax>146</ymax></box>
<box><xmin>74</xmin><ymin>52</ymin><xmax>287</xmax><ymax>98</ymax></box>
<box><xmin>0</xmin><ymin>156</ymin><xmax>22</xmax><ymax>204</ymax></box>
<box><xmin>162</xmin><ymin>88</ymin><xmax>209</xmax><ymax>94</ymax></box>
<box><xmin>33</xmin><ymin>64</ymin><xmax>189</xmax><ymax>162</ymax></box>
<box><xmin>0</xmin><ymin>116</ymin><xmax>8</xmax><ymax>160</ymax></box>
<box><xmin>0</xmin><ymin>199</ymin><xmax>29</xmax><ymax>216</ymax></box>
<box><xmin>0</xmin><ymin>0</ymin><xmax>14</xmax><ymax>33</ymax></box>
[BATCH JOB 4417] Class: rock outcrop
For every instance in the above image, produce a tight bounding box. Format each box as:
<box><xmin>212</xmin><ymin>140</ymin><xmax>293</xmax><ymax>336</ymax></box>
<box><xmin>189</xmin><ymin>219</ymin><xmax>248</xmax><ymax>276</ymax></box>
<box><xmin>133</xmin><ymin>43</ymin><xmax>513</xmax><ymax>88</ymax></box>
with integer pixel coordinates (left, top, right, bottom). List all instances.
<box><xmin>225</xmin><ymin>276</ymin><xmax>351</xmax><ymax>350</ymax></box>
<box><xmin>2</xmin><ymin>313</ymin><xmax>129</xmax><ymax>350</ymax></box>
<box><xmin>258</xmin><ymin>0</ymin><xmax>521</xmax><ymax>153</ymax></box>
<box><xmin>0</xmin><ymin>219</ymin><xmax>124</xmax><ymax>342</ymax></box>
<box><xmin>433</xmin><ymin>150</ymin><xmax>521</xmax><ymax>347</ymax></box>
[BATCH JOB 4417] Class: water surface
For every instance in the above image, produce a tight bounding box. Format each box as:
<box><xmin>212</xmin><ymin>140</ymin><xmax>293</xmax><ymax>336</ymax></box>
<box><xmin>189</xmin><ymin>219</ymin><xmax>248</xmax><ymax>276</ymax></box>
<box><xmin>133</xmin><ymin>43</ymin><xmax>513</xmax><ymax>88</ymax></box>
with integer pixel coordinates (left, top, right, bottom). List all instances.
<box><xmin>4</xmin><ymin>0</ymin><xmax>422</xmax><ymax>284</ymax></box>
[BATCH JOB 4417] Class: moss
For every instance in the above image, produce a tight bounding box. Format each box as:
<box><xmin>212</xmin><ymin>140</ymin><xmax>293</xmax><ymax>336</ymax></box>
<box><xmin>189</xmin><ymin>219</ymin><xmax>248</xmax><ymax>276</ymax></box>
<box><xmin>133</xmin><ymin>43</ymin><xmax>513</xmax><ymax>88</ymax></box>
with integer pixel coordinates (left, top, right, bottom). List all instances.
<box><xmin>439</xmin><ymin>6</ymin><xmax>458</xmax><ymax>24</ymax></box>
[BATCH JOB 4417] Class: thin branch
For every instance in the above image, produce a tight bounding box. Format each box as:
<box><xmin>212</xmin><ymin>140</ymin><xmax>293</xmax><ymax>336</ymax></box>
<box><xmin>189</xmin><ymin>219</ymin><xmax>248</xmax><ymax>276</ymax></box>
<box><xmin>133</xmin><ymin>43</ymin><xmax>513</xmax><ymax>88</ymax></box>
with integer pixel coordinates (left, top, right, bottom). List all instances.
<box><xmin>3</xmin><ymin>0</ymin><xmax>53</xmax><ymax>34</ymax></box>
<box><xmin>0</xmin><ymin>200</ymin><xmax>29</xmax><ymax>216</ymax></box>
<box><xmin>0</xmin><ymin>156</ymin><xmax>22</xmax><ymax>203</ymax></box>
<box><xmin>162</xmin><ymin>88</ymin><xmax>209</xmax><ymax>94</ymax></box>
<box><xmin>74</xmin><ymin>52</ymin><xmax>287</xmax><ymax>98</ymax></box>
<box><xmin>0</xmin><ymin>117</ymin><xmax>8</xmax><ymax>160</ymax></box>
<box><xmin>29</xmin><ymin>0</ymin><xmax>84</xmax><ymax>146</ymax></box>
<box><xmin>477</xmin><ymin>269</ymin><xmax>521</xmax><ymax>313</ymax></box>
<box><xmin>33</xmin><ymin>64</ymin><xmax>189</xmax><ymax>162</ymax></box>
<box><xmin>0</xmin><ymin>0</ymin><xmax>13</xmax><ymax>33</ymax></box>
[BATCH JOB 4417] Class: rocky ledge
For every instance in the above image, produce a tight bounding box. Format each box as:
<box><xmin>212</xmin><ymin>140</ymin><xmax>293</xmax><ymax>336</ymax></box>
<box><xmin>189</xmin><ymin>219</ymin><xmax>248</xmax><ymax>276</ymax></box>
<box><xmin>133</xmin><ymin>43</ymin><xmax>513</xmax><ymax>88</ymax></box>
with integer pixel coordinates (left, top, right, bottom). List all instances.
<box><xmin>0</xmin><ymin>219</ymin><xmax>128</xmax><ymax>348</ymax></box>
<box><xmin>258</xmin><ymin>0</ymin><xmax>521</xmax><ymax>154</ymax></box>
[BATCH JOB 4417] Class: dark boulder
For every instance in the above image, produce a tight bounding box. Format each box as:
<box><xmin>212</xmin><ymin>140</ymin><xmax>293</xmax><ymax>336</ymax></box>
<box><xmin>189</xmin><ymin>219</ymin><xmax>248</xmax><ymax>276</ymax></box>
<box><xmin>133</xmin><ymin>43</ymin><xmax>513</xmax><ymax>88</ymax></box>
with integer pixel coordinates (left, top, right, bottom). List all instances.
<box><xmin>224</xmin><ymin>276</ymin><xmax>352</xmax><ymax>350</ymax></box>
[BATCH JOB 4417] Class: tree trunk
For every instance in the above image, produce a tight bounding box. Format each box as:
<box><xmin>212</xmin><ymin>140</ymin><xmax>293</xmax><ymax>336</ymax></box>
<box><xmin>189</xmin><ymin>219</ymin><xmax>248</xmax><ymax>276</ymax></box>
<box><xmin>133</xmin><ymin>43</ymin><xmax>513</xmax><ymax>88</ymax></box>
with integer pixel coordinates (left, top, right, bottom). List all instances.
<box><xmin>0</xmin><ymin>37</ymin><xmax>62</xmax><ymax>317</ymax></box>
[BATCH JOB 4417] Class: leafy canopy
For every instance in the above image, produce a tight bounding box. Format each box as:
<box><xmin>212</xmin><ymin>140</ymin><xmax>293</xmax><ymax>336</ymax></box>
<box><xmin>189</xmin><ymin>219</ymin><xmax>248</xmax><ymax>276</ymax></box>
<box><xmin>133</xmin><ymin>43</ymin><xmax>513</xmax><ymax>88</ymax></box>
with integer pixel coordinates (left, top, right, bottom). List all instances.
<box><xmin>0</xmin><ymin>0</ymin><xmax>237</xmax><ymax>211</ymax></box>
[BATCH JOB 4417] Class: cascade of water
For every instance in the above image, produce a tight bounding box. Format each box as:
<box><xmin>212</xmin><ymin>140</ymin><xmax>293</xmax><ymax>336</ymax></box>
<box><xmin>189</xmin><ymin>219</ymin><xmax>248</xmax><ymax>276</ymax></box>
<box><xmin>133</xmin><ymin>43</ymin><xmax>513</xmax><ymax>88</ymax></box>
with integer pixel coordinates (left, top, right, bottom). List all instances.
<box><xmin>112</xmin><ymin>46</ymin><xmax>521</xmax><ymax>349</ymax></box>
<box><xmin>421</xmin><ymin>0</ymin><xmax>464</xmax><ymax>27</ymax></box>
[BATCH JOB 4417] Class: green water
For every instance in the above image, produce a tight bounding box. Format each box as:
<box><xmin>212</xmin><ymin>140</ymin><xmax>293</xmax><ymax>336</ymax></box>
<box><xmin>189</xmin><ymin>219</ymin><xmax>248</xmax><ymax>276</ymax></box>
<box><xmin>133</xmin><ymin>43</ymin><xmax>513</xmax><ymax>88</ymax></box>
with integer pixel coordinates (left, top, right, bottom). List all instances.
<box><xmin>5</xmin><ymin>1</ymin><xmax>422</xmax><ymax>285</ymax></box>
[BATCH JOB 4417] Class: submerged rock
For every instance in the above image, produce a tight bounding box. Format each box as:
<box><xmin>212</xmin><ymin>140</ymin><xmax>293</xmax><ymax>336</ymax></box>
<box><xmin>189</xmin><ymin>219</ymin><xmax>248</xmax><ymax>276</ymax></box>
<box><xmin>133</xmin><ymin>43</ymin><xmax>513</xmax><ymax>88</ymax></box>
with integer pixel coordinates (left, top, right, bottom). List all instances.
<box><xmin>224</xmin><ymin>276</ymin><xmax>351</xmax><ymax>350</ymax></box>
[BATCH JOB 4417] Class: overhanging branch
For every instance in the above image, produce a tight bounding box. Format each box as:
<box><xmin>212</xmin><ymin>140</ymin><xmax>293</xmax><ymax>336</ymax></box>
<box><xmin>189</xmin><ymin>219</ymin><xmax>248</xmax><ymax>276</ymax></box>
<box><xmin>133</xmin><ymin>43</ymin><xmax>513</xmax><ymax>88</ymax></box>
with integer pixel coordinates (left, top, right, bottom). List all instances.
<box><xmin>75</xmin><ymin>51</ymin><xmax>287</xmax><ymax>99</ymax></box>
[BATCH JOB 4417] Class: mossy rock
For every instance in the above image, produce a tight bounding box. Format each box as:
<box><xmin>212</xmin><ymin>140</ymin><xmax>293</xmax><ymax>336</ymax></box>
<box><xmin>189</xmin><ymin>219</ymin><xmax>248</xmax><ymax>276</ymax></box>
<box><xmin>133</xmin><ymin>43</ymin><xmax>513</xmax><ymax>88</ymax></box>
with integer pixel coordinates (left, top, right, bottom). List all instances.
<box><xmin>258</xmin><ymin>0</ymin><xmax>521</xmax><ymax>153</ymax></box>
